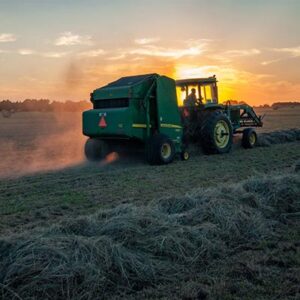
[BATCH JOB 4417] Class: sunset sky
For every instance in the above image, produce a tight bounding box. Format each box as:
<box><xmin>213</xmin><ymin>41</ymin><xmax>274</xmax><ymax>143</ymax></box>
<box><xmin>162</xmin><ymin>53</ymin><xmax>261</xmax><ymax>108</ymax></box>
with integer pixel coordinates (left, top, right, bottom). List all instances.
<box><xmin>0</xmin><ymin>0</ymin><xmax>299</xmax><ymax>105</ymax></box>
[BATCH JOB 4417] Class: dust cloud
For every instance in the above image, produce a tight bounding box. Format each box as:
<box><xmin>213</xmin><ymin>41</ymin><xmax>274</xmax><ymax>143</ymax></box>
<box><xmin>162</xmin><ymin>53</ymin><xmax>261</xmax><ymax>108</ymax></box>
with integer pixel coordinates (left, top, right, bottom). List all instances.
<box><xmin>0</xmin><ymin>112</ymin><xmax>86</xmax><ymax>178</ymax></box>
<box><xmin>65</xmin><ymin>61</ymin><xmax>85</xmax><ymax>89</ymax></box>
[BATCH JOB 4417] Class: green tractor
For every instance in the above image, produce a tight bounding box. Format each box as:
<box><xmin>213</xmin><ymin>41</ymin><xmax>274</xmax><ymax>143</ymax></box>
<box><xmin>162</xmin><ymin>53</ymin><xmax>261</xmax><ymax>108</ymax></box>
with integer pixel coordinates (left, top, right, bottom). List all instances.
<box><xmin>82</xmin><ymin>73</ymin><xmax>262</xmax><ymax>165</ymax></box>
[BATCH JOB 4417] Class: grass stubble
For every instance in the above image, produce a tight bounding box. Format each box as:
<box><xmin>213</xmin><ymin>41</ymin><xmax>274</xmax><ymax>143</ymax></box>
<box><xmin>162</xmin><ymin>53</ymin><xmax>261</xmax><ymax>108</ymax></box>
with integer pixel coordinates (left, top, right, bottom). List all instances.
<box><xmin>0</xmin><ymin>162</ymin><xmax>299</xmax><ymax>299</ymax></box>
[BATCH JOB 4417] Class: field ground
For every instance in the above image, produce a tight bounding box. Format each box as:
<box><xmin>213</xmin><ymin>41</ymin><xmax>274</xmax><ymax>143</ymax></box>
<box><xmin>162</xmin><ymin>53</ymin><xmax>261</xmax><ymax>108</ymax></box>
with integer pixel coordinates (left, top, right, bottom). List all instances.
<box><xmin>254</xmin><ymin>107</ymin><xmax>300</xmax><ymax>132</ymax></box>
<box><xmin>0</xmin><ymin>107</ymin><xmax>299</xmax><ymax>178</ymax></box>
<box><xmin>1</xmin><ymin>141</ymin><xmax>299</xmax><ymax>236</ymax></box>
<box><xmin>0</xmin><ymin>108</ymin><xmax>299</xmax><ymax>299</ymax></box>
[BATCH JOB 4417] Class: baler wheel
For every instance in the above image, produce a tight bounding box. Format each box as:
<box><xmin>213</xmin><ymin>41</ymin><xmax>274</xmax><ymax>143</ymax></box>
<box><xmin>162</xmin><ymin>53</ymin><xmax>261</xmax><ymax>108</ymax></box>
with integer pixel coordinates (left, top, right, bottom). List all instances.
<box><xmin>146</xmin><ymin>134</ymin><xmax>175</xmax><ymax>165</ymax></box>
<box><xmin>181</xmin><ymin>150</ymin><xmax>190</xmax><ymax>161</ymax></box>
<box><xmin>84</xmin><ymin>138</ymin><xmax>109</xmax><ymax>161</ymax></box>
<box><xmin>242</xmin><ymin>128</ymin><xmax>257</xmax><ymax>149</ymax></box>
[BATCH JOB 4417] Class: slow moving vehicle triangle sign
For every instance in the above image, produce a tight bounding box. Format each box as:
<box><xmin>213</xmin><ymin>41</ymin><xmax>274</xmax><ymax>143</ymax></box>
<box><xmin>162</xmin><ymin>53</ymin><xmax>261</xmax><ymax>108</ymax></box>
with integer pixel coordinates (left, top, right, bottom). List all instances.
<box><xmin>99</xmin><ymin>116</ymin><xmax>107</xmax><ymax>128</ymax></box>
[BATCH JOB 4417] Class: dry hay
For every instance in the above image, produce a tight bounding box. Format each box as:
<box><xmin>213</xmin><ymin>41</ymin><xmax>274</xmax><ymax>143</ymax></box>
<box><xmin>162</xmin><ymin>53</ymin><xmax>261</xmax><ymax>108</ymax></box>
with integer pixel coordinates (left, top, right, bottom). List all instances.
<box><xmin>0</xmin><ymin>169</ymin><xmax>299</xmax><ymax>299</ymax></box>
<box><xmin>187</xmin><ymin>129</ymin><xmax>300</xmax><ymax>154</ymax></box>
<box><xmin>257</xmin><ymin>128</ymin><xmax>300</xmax><ymax>146</ymax></box>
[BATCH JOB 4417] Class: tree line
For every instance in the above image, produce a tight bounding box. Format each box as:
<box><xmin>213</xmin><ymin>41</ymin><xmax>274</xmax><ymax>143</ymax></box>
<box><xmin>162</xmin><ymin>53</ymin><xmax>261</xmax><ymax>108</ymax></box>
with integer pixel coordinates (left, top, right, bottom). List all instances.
<box><xmin>254</xmin><ymin>102</ymin><xmax>300</xmax><ymax>109</ymax></box>
<box><xmin>0</xmin><ymin>99</ymin><xmax>91</xmax><ymax>112</ymax></box>
<box><xmin>0</xmin><ymin>99</ymin><xmax>299</xmax><ymax>113</ymax></box>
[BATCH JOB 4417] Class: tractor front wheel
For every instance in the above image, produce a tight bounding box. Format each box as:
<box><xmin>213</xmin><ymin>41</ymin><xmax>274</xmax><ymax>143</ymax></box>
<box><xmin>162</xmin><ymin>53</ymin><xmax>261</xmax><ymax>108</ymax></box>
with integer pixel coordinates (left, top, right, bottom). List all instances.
<box><xmin>84</xmin><ymin>138</ymin><xmax>109</xmax><ymax>161</ymax></box>
<box><xmin>242</xmin><ymin>128</ymin><xmax>257</xmax><ymax>149</ymax></box>
<box><xmin>146</xmin><ymin>134</ymin><xmax>175</xmax><ymax>165</ymax></box>
<box><xmin>201</xmin><ymin>111</ymin><xmax>233</xmax><ymax>154</ymax></box>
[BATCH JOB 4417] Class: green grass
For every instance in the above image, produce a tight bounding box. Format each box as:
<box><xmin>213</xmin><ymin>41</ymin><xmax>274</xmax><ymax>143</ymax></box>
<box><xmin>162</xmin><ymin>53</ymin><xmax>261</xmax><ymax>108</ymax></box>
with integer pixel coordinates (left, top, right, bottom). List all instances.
<box><xmin>0</xmin><ymin>142</ymin><xmax>299</xmax><ymax>235</ymax></box>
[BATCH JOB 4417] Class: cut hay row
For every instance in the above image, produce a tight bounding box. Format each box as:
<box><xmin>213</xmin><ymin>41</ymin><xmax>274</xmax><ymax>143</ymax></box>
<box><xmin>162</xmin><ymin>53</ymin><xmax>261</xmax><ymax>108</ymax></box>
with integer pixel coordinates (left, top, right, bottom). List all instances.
<box><xmin>0</xmin><ymin>167</ymin><xmax>299</xmax><ymax>299</ymax></box>
<box><xmin>257</xmin><ymin>128</ymin><xmax>300</xmax><ymax>146</ymax></box>
<box><xmin>188</xmin><ymin>129</ymin><xmax>300</xmax><ymax>155</ymax></box>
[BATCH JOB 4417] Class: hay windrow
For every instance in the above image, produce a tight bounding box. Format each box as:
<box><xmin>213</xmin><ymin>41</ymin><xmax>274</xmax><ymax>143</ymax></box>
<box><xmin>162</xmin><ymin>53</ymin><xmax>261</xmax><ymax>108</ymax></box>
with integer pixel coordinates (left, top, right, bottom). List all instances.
<box><xmin>257</xmin><ymin>128</ymin><xmax>300</xmax><ymax>146</ymax></box>
<box><xmin>0</xmin><ymin>171</ymin><xmax>299</xmax><ymax>299</ymax></box>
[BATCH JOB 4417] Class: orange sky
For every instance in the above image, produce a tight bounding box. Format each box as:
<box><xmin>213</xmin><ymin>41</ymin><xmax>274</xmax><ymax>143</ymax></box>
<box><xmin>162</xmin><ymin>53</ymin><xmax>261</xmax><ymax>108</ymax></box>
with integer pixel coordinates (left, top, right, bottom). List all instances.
<box><xmin>0</xmin><ymin>0</ymin><xmax>300</xmax><ymax>105</ymax></box>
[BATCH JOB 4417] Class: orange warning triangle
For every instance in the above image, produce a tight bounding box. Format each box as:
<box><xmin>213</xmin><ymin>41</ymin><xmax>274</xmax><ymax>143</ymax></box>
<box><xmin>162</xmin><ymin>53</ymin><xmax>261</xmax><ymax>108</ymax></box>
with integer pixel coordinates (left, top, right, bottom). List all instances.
<box><xmin>99</xmin><ymin>116</ymin><xmax>107</xmax><ymax>128</ymax></box>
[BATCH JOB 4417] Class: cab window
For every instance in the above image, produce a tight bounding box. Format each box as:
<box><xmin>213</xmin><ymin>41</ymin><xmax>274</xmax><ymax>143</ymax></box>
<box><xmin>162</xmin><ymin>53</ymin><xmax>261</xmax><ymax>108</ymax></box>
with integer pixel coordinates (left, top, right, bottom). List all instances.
<box><xmin>176</xmin><ymin>85</ymin><xmax>200</xmax><ymax>107</ymax></box>
<box><xmin>176</xmin><ymin>83</ymin><xmax>217</xmax><ymax>106</ymax></box>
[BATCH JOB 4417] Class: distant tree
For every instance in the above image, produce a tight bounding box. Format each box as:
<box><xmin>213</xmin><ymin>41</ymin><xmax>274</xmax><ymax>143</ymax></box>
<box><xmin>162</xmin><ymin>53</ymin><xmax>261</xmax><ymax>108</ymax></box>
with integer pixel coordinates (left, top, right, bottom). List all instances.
<box><xmin>0</xmin><ymin>100</ymin><xmax>13</xmax><ymax>111</ymax></box>
<box><xmin>222</xmin><ymin>99</ymin><xmax>249</xmax><ymax>105</ymax></box>
<box><xmin>272</xmin><ymin>102</ymin><xmax>300</xmax><ymax>110</ymax></box>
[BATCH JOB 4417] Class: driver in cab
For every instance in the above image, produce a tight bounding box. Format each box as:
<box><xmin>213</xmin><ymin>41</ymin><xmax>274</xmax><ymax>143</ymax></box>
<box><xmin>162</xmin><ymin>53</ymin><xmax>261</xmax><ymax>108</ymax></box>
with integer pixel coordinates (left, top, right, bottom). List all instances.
<box><xmin>184</xmin><ymin>88</ymin><xmax>197</xmax><ymax>107</ymax></box>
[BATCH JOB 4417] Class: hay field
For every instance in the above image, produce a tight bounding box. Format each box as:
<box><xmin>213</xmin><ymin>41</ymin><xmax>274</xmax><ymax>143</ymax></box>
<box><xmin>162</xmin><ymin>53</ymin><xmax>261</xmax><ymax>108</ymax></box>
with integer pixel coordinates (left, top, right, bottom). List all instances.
<box><xmin>255</xmin><ymin>107</ymin><xmax>300</xmax><ymax>132</ymax></box>
<box><xmin>0</xmin><ymin>107</ymin><xmax>299</xmax><ymax>178</ymax></box>
<box><xmin>0</xmin><ymin>108</ymin><xmax>299</xmax><ymax>299</ymax></box>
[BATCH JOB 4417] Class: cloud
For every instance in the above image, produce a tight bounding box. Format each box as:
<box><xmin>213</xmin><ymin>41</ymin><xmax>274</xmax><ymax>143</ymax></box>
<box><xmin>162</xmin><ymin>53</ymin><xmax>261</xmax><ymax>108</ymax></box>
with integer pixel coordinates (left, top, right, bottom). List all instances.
<box><xmin>55</xmin><ymin>32</ymin><xmax>93</xmax><ymax>46</ymax></box>
<box><xmin>107</xmin><ymin>54</ymin><xmax>126</xmax><ymax>60</ymax></box>
<box><xmin>78</xmin><ymin>49</ymin><xmax>105</xmax><ymax>57</ymax></box>
<box><xmin>273</xmin><ymin>46</ymin><xmax>300</xmax><ymax>57</ymax></box>
<box><xmin>261</xmin><ymin>46</ymin><xmax>300</xmax><ymax>65</ymax></box>
<box><xmin>225</xmin><ymin>49</ymin><xmax>261</xmax><ymax>57</ymax></box>
<box><xmin>212</xmin><ymin>48</ymin><xmax>261</xmax><ymax>62</ymax></box>
<box><xmin>175</xmin><ymin>65</ymin><xmax>219</xmax><ymax>79</ymax></box>
<box><xmin>129</xmin><ymin>40</ymin><xmax>207</xmax><ymax>59</ymax></box>
<box><xmin>261</xmin><ymin>59</ymin><xmax>281</xmax><ymax>66</ymax></box>
<box><xmin>18</xmin><ymin>49</ymin><xmax>36</xmax><ymax>55</ymax></box>
<box><xmin>42</xmin><ymin>52</ymin><xmax>69</xmax><ymax>58</ymax></box>
<box><xmin>175</xmin><ymin>64</ymin><xmax>272</xmax><ymax>84</ymax></box>
<box><xmin>134</xmin><ymin>38</ymin><xmax>160</xmax><ymax>45</ymax></box>
<box><xmin>13</xmin><ymin>49</ymin><xmax>68</xmax><ymax>58</ymax></box>
<box><xmin>0</xmin><ymin>33</ymin><xmax>16</xmax><ymax>42</ymax></box>
<box><xmin>130</xmin><ymin>46</ymin><xmax>202</xmax><ymax>58</ymax></box>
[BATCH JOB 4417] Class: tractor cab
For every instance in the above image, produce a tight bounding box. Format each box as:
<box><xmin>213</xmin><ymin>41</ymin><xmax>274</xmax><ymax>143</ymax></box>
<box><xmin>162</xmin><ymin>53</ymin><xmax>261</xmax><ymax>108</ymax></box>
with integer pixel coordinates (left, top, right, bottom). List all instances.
<box><xmin>175</xmin><ymin>76</ymin><xmax>219</xmax><ymax>107</ymax></box>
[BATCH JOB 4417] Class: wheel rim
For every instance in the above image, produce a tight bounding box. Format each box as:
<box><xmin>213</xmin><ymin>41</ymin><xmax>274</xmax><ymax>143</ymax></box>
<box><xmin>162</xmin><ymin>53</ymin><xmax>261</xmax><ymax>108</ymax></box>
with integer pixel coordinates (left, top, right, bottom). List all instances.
<box><xmin>249</xmin><ymin>132</ymin><xmax>256</xmax><ymax>145</ymax></box>
<box><xmin>214</xmin><ymin>120</ymin><xmax>230</xmax><ymax>148</ymax></box>
<box><xmin>161</xmin><ymin>143</ymin><xmax>171</xmax><ymax>159</ymax></box>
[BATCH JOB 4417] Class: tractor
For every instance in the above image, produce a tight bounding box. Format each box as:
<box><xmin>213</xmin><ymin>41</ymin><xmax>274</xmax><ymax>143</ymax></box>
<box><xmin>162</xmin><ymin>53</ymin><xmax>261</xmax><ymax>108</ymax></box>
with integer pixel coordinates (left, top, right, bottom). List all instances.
<box><xmin>82</xmin><ymin>73</ymin><xmax>263</xmax><ymax>164</ymax></box>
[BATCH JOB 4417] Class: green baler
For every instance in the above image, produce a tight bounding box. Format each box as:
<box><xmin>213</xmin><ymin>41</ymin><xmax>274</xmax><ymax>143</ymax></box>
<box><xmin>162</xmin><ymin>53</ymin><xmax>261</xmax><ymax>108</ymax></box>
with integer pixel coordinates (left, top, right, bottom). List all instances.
<box><xmin>83</xmin><ymin>74</ymin><xmax>184</xmax><ymax>164</ymax></box>
<box><xmin>83</xmin><ymin>73</ymin><xmax>263</xmax><ymax>164</ymax></box>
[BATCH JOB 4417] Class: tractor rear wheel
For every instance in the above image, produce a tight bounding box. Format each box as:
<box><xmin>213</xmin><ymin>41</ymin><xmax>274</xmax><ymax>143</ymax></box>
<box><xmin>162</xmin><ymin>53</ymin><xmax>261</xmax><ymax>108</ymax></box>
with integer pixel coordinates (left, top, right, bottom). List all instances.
<box><xmin>242</xmin><ymin>128</ymin><xmax>257</xmax><ymax>148</ymax></box>
<box><xmin>84</xmin><ymin>138</ymin><xmax>109</xmax><ymax>161</ymax></box>
<box><xmin>201</xmin><ymin>111</ymin><xmax>233</xmax><ymax>154</ymax></box>
<box><xmin>146</xmin><ymin>134</ymin><xmax>175</xmax><ymax>165</ymax></box>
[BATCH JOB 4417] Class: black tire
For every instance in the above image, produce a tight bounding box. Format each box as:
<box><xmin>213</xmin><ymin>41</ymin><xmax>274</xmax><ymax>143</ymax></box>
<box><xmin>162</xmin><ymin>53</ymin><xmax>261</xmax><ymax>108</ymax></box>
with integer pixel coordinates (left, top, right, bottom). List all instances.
<box><xmin>201</xmin><ymin>111</ymin><xmax>233</xmax><ymax>154</ymax></box>
<box><xmin>146</xmin><ymin>134</ymin><xmax>176</xmax><ymax>165</ymax></box>
<box><xmin>84</xmin><ymin>138</ymin><xmax>109</xmax><ymax>161</ymax></box>
<box><xmin>242</xmin><ymin>128</ymin><xmax>257</xmax><ymax>149</ymax></box>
